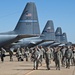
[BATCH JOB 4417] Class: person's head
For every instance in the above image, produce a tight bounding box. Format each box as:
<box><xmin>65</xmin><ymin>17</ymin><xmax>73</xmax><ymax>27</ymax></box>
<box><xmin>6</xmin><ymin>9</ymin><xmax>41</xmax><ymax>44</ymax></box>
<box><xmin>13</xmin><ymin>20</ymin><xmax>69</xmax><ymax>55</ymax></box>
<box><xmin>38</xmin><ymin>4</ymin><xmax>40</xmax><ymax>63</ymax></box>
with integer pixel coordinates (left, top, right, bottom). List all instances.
<box><xmin>68</xmin><ymin>46</ymin><xmax>71</xmax><ymax>49</ymax></box>
<box><xmin>73</xmin><ymin>47</ymin><xmax>75</xmax><ymax>50</ymax></box>
<box><xmin>45</xmin><ymin>47</ymin><xmax>49</xmax><ymax>51</ymax></box>
<box><xmin>36</xmin><ymin>46</ymin><xmax>38</xmax><ymax>49</ymax></box>
<box><xmin>17</xmin><ymin>47</ymin><xmax>20</xmax><ymax>50</ymax></box>
<box><xmin>40</xmin><ymin>46</ymin><xmax>42</xmax><ymax>48</ymax></box>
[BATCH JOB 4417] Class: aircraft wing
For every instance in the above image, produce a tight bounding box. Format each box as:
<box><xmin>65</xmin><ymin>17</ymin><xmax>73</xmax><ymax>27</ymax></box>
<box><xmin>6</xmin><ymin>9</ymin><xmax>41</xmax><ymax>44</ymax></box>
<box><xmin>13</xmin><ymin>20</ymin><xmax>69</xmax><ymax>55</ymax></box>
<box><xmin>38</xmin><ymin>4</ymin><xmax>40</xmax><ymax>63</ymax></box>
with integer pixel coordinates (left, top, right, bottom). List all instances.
<box><xmin>28</xmin><ymin>40</ymin><xmax>46</xmax><ymax>48</ymax></box>
<box><xmin>0</xmin><ymin>34</ymin><xmax>39</xmax><ymax>48</ymax></box>
<box><xmin>13</xmin><ymin>34</ymin><xmax>39</xmax><ymax>43</ymax></box>
<box><xmin>17</xmin><ymin>34</ymin><xmax>40</xmax><ymax>39</ymax></box>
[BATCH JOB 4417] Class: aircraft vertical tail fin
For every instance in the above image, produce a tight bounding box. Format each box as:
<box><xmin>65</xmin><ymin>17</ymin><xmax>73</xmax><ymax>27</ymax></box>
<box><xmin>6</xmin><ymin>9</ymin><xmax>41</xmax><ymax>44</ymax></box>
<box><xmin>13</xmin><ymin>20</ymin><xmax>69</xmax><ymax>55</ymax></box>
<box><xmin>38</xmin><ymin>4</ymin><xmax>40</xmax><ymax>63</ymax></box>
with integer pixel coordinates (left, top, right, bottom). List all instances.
<box><xmin>61</xmin><ymin>33</ymin><xmax>67</xmax><ymax>44</ymax></box>
<box><xmin>40</xmin><ymin>20</ymin><xmax>55</xmax><ymax>41</ymax></box>
<box><xmin>14</xmin><ymin>2</ymin><xmax>40</xmax><ymax>35</ymax></box>
<box><xmin>55</xmin><ymin>27</ymin><xmax>62</xmax><ymax>43</ymax></box>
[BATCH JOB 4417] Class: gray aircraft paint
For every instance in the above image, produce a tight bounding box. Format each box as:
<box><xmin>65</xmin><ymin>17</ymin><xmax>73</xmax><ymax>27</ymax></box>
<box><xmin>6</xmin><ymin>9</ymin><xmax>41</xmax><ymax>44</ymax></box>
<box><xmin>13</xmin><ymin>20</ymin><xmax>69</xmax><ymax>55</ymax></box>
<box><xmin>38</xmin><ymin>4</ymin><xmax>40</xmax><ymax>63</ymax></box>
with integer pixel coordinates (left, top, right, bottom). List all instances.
<box><xmin>14</xmin><ymin>2</ymin><xmax>40</xmax><ymax>34</ymax></box>
<box><xmin>0</xmin><ymin>2</ymin><xmax>40</xmax><ymax>47</ymax></box>
<box><xmin>61</xmin><ymin>33</ymin><xmax>67</xmax><ymax>44</ymax></box>
<box><xmin>50</xmin><ymin>27</ymin><xmax>68</xmax><ymax>47</ymax></box>
<box><xmin>34</xmin><ymin>27</ymin><xmax>68</xmax><ymax>47</ymax></box>
<box><xmin>41</xmin><ymin>20</ymin><xmax>55</xmax><ymax>41</ymax></box>
<box><xmin>12</xmin><ymin>20</ymin><xmax>55</xmax><ymax>48</ymax></box>
<box><xmin>23</xmin><ymin>20</ymin><xmax>55</xmax><ymax>47</ymax></box>
<box><xmin>55</xmin><ymin>27</ymin><xmax>62</xmax><ymax>43</ymax></box>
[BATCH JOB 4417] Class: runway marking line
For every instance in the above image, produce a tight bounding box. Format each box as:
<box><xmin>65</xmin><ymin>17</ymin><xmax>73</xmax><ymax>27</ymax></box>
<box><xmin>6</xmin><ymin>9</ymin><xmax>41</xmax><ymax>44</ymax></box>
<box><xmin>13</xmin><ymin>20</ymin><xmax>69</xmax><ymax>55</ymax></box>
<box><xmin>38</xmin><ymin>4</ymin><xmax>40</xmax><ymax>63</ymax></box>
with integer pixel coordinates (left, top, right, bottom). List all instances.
<box><xmin>23</xmin><ymin>63</ymin><xmax>46</xmax><ymax>75</ymax></box>
<box><xmin>23</xmin><ymin>70</ymin><xmax>34</xmax><ymax>75</ymax></box>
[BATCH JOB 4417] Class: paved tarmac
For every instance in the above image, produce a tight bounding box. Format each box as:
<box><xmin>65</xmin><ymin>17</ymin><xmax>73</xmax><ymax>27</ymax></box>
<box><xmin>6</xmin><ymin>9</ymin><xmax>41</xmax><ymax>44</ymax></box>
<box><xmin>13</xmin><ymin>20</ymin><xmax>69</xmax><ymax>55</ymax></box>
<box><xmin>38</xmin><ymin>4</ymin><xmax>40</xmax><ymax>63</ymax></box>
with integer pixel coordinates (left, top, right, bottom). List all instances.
<box><xmin>0</xmin><ymin>54</ymin><xmax>75</xmax><ymax>75</ymax></box>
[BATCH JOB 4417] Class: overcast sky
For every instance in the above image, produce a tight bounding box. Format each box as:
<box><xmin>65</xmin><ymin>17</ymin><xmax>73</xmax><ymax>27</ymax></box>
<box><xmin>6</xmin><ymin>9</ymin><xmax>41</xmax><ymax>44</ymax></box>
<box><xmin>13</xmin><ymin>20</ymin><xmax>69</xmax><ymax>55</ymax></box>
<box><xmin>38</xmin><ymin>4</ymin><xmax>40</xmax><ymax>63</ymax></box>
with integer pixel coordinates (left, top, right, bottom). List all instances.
<box><xmin>0</xmin><ymin>0</ymin><xmax>75</xmax><ymax>43</ymax></box>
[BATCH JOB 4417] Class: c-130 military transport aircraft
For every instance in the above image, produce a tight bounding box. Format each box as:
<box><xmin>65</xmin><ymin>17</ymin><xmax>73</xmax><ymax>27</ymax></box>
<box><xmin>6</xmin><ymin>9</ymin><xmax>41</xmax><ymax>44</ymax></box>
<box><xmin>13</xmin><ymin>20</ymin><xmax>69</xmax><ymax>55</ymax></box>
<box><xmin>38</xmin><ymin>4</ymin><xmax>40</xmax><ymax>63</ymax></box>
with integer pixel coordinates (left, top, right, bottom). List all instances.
<box><xmin>0</xmin><ymin>2</ymin><xmax>40</xmax><ymax>48</ymax></box>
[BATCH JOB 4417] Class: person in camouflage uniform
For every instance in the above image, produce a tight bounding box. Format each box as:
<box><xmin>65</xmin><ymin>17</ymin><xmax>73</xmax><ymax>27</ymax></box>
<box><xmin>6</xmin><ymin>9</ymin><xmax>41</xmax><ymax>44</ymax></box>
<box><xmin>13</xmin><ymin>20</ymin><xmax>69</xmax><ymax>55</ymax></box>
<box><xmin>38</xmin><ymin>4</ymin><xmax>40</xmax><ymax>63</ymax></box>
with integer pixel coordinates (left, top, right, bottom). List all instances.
<box><xmin>44</xmin><ymin>47</ymin><xmax>51</xmax><ymax>70</ymax></box>
<box><xmin>9</xmin><ymin>47</ymin><xmax>14</xmax><ymax>61</ymax></box>
<box><xmin>65</xmin><ymin>46</ymin><xmax>73</xmax><ymax>68</ymax></box>
<box><xmin>60</xmin><ymin>46</ymin><xmax>67</xmax><ymax>67</ymax></box>
<box><xmin>0</xmin><ymin>47</ymin><xmax>6</xmax><ymax>62</ymax></box>
<box><xmin>72</xmin><ymin>47</ymin><xmax>75</xmax><ymax>66</ymax></box>
<box><xmin>31</xmin><ymin>47</ymin><xmax>40</xmax><ymax>70</ymax></box>
<box><xmin>53</xmin><ymin>47</ymin><xmax>61</xmax><ymax>70</ymax></box>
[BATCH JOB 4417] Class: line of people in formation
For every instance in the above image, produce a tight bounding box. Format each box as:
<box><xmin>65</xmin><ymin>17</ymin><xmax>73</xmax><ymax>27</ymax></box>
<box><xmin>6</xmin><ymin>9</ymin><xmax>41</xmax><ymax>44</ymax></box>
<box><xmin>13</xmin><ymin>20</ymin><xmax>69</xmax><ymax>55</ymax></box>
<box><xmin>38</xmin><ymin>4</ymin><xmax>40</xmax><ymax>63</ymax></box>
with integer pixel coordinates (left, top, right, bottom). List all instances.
<box><xmin>0</xmin><ymin>45</ymin><xmax>75</xmax><ymax>70</ymax></box>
